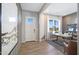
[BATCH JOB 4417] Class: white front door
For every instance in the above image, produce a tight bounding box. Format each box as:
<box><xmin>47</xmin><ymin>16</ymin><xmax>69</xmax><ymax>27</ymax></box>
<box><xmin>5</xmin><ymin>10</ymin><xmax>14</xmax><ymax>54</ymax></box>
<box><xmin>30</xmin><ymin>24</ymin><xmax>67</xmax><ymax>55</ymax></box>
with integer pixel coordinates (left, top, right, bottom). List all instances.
<box><xmin>25</xmin><ymin>17</ymin><xmax>38</xmax><ymax>42</ymax></box>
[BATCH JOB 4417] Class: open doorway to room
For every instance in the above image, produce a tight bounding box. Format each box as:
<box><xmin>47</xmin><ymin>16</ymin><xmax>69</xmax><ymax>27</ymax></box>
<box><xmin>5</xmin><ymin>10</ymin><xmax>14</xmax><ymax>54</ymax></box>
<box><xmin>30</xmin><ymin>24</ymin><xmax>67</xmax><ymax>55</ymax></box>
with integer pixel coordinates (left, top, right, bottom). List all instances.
<box><xmin>42</xmin><ymin>3</ymin><xmax>77</xmax><ymax>55</ymax></box>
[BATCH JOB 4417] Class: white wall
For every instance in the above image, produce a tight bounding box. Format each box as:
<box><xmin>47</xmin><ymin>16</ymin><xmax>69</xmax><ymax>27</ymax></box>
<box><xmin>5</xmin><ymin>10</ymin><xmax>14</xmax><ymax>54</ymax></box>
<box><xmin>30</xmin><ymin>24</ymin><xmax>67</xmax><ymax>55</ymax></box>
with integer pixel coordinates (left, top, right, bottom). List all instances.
<box><xmin>39</xmin><ymin>13</ymin><xmax>45</xmax><ymax>41</ymax></box>
<box><xmin>2</xmin><ymin>3</ymin><xmax>17</xmax><ymax>33</ymax></box>
<box><xmin>39</xmin><ymin>4</ymin><xmax>50</xmax><ymax>41</ymax></box>
<box><xmin>22</xmin><ymin>10</ymin><xmax>39</xmax><ymax>42</ymax></box>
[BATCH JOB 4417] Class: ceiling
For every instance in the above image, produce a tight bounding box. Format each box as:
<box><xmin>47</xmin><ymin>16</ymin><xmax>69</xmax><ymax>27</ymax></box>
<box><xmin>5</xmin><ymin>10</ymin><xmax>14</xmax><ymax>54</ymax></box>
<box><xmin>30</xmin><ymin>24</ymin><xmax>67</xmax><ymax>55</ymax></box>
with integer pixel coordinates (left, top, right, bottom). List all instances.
<box><xmin>43</xmin><ymin>3</ymin><xmax>77</xmax><ymax>16</ymax></box>
<box><xmin>21</xmin><ymin>3</ymin><xmax>44</xmax><ymax>12</ymax></box>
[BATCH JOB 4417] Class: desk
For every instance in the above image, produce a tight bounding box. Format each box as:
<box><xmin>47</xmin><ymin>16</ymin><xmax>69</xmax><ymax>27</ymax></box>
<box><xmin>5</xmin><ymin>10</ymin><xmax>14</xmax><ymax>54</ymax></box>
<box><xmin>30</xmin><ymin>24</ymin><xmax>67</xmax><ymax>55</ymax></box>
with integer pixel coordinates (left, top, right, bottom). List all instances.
<box><xmin>51</xmin><ymin>33</ymin><xmax>72</xmax><ymax>41</ymax></box>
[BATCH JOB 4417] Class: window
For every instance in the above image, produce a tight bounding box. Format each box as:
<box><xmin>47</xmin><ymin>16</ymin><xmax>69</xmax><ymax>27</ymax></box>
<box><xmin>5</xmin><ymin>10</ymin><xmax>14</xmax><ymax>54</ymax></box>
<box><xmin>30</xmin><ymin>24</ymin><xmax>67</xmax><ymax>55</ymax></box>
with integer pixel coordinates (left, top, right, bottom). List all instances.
<box><xmin>54</xmin><ymin>20</ymin><xmax>59</xmax><ymax>33</ymax></box>
<box><xmin>48</xmin><ymin>19</ymin><xmax>60</xmax><ymax>33</ymax></box>
<box><xmin>26</xmin><ymin>18</ymin><xmax>33</xmax><ymax>25</ymax></box>
<box><xmin>49</xmin><ymin>20</ymin><xmax>53</xmax><ymax>32</ymax></box>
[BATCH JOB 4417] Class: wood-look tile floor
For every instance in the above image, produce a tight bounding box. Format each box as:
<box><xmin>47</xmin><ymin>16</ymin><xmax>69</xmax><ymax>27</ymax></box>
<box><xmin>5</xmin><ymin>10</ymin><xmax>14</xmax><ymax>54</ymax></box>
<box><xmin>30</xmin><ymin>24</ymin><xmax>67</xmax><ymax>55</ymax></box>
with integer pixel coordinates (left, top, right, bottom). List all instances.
<box><xmin>19</xmin><ymin>41</ymin><xmax>63</xmax><ymax>55</ymax></box>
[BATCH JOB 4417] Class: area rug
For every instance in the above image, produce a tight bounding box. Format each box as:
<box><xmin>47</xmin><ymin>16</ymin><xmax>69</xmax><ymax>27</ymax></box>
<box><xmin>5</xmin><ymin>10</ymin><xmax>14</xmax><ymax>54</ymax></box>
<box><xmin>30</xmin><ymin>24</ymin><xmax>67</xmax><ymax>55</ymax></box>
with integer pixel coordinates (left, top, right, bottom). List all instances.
<box><xmin>47</xmin><ymin>40</ymin><xmax>64</xmax><ymax>53</ymax></box>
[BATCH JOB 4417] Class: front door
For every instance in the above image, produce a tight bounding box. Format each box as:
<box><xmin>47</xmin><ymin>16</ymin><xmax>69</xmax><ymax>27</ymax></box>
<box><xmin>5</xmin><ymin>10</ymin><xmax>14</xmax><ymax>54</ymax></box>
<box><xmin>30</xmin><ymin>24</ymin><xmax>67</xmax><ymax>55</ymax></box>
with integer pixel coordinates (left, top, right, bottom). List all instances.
<box><xmin>25</xmin><ymin>16</ymin><xmax>38</xmax><ymax>42</ymax></box>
